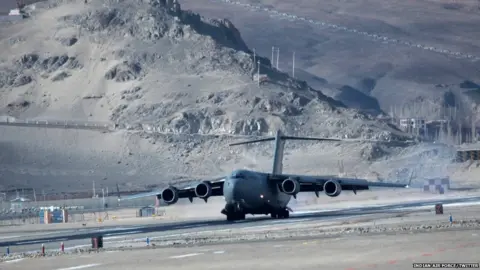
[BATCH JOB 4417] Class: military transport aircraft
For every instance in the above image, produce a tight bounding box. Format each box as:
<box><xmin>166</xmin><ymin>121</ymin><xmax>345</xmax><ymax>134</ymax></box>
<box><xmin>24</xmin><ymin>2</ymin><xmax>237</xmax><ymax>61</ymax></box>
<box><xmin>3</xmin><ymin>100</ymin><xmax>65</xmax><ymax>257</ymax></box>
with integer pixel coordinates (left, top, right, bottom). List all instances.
<box><xmin>119</xmin><ymin>130</ymin><xmax>411</xmax><ymax>221</ymax></box>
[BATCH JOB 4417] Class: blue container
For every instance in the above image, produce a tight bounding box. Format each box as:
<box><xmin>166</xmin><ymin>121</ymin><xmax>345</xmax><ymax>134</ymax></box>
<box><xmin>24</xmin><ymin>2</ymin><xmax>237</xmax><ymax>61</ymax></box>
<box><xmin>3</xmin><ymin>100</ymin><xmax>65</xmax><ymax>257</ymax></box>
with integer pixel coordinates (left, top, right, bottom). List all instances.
<box><xmin>51</xmin><ymin>210</ymin><xmax>63</xmax><ymax>223</ymax></box>
<box><xmin>39</xmin><ymin>210</ymin><xmax>45</xmax><ymax>224</ymax></box>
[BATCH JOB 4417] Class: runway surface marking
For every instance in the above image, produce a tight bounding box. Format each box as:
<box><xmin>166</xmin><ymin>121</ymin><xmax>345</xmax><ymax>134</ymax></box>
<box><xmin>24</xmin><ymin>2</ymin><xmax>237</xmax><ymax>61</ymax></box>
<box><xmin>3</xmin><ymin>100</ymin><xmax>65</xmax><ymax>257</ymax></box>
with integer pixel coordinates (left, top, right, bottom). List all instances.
<box><xmin>294</xmin><ymin>198</ymin><xmax>480</xmax><ymax>215</ymax></box>
<box><xmin>65</xmin><ymin>244</ymin><xmax>90</xmax><ymax>251</ymax></box>
<box><xmin>93</xmin><ymin>227</ymin><xmax>143</xmax><ymax>233</ymax></box>
<box><xmin>0</xmin><ymin>231</ymin><xmax>77</xmax><ymax>241</ymax></box>
<box><xmin>213</xmin><ymin>250</ymin><xmax>225</xmax><ymax>254</ymax></box>
<box><xmin>176</xmin><ymin>225</ymin><xmax>204</xmax><ymax>229</ymax></box>
<box><xmin>3</xmin><ymin>258</ymin><xmax>25</xmax><ymax>263</ymax></box>
<box><xmin>169</xmin><ymin>253</ymin><xmax>203</xmax><ymax>259</ymax></box>
<box><xmin>103</xmin><ymin>230</ymin><xmax>143</xmax><ymax>238</ymax></box>
<box><xmin>0</xmin><ymin>235</ymin><xmax>22</xmax><ymax>240</ymax></box>
<box><xmin>342</xmin><ymin>241</ymin><xmax>480</xmax><ymax>270</ymax></box>
<box><xmin>55</xmin><ymin>263</ymin><xmax>101</xmax><ymax>270</ymax></box>
<box><xmin>15</xmin><ymin>239</ymin><xmax>47</xmax><ymax>245</ymax></box>
<box><xmin>270</xmin><ymin>218</ymin><xmax>311</xmax><ymax>224</ymax></box>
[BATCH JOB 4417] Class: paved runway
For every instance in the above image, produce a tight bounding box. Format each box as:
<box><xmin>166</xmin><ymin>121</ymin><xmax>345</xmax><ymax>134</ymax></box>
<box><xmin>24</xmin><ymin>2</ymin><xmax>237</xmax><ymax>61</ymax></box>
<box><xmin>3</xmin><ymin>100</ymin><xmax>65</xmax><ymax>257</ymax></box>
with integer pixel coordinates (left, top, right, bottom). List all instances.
<box><xmin>2</xmin><ymin>228</ymin><xmax>479</xmax><ymax>270</ymax></box>
<box><xmin>1</xmin><ymin>195</ymin><xmax>480</xmax><ymax>255</ymax></box>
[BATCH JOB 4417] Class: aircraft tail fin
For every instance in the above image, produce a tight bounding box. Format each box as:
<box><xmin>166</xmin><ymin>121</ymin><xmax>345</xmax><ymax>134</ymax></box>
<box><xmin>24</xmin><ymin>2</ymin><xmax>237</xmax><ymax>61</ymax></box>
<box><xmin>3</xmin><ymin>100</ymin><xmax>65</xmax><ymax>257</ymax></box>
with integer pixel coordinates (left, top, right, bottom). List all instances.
<box><xmin>229</xmin><ymin>130</ymin><xmax>344</xmax><ymax>175</ymax></box>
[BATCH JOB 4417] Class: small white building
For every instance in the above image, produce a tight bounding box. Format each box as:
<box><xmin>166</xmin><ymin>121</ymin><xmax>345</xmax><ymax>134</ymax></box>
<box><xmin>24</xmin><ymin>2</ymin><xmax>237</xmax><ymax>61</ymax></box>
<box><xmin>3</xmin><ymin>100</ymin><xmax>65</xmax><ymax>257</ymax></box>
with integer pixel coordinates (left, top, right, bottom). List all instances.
<box><xmin>8</xmin><ymin>9</ymin><xmax>21</xmax><ymax>16</ymax></box>
<box><xmin>10</xmin><ymin>197</ymin><xmax>31</xmax><ymax>212</ymax></box>
<box><xmin>399</xmin><ymin>118</ymin><xmax>426</xmax><ymax>130</ymax></box>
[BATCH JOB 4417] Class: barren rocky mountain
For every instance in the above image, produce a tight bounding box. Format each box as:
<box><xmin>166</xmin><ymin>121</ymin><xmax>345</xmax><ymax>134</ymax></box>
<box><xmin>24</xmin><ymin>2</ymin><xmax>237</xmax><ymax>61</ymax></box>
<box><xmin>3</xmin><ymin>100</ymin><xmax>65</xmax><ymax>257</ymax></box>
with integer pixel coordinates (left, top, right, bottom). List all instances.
<box><xmin>0</xmin><ymin>0</ymin><xmax>407</xmax><ymax>139</ymax></box>
<box><xmin>181</xmin><ymin>0</ymin><xmax>480</xmax><ymax>123</ymax></box>
<box><xmin>0</xmin><ymin>0</ymin><xmax>476</xmax><ymax>195</ymax></box>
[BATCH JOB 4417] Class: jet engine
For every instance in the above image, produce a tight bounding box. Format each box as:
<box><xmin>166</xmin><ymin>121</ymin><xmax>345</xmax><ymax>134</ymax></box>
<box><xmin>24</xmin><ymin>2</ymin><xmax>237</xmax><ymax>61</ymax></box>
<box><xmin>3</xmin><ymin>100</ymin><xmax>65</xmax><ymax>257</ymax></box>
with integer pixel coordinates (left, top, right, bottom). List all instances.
<box><xmin>324</xmin><ymin>180</ymin><xmax>341</xmax><ymax>197</ymax></box>
<box><xmin>281</xmin><ymin>178</ymin><xmax>300</xmax><ymax>196</ymax></box>
<box><xmin>161</xmin><ymin>186</ymin><xmax>179</xmax><ymax>204</ymax></box>
<box><xmin>195</xmin><ymin>181</ymin><xmax>212</xmax><ymax>199</ymax></box>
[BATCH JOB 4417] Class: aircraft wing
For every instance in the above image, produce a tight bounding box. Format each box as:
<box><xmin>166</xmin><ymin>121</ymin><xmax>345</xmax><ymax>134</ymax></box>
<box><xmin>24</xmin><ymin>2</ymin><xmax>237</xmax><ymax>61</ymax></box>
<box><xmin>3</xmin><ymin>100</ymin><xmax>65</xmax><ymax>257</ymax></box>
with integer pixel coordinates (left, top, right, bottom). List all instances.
<box><xmin>117</xmin><ymin>176</ymin><xmax>226</xmax><ymax>202</ymax></box>
<box><xmin>118</xmin><ymin>190</ymin><xmax>164</xmax><ymax>201</ymax></box>
<box><xmin>270</xmin><ymin>173</ymin><xmax>410</xmax><ymax>196</ymax></box>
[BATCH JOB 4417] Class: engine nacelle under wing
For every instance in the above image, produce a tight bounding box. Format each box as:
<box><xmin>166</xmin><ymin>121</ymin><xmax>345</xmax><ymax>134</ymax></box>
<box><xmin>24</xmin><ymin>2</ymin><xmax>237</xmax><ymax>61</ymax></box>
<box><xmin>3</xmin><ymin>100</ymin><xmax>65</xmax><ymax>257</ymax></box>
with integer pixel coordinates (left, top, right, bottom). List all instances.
<box><xmin>161</xmin><ymin>186</ymin><xmax>179</xmax><ymax>204</ymax></box>
<box><xmin>281</xmin><ymin>178</ymin><xmax>301</xmax><ymax>198</ymax></box>
<box><xmin>324</xmin><ymin>179</ymin><xmax>341</xmax><ymax>197</ymax></box>
<box><xmin>195</xmin><ymin>181</ymin><xmax>212</xmax><ymax>202</ymax></box>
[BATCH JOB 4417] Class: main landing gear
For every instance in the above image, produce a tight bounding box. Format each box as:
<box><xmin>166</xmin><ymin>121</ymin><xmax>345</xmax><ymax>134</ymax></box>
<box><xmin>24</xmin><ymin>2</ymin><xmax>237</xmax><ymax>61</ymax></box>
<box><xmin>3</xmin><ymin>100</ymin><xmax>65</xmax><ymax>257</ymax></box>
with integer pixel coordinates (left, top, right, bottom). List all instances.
<box><xmin>226</xmin><ymin>211</ymin><xmax>245</xmax><ymax>221</ymax></box>
<box><xmin>222</xmin><ymin>203</ymin><xmax>246</xmax><ymax>221</ymax></box>
<box><xmin>270</xmin><ymin>208</ymin><xmax>289</xmax><ymax>219</ymax></box>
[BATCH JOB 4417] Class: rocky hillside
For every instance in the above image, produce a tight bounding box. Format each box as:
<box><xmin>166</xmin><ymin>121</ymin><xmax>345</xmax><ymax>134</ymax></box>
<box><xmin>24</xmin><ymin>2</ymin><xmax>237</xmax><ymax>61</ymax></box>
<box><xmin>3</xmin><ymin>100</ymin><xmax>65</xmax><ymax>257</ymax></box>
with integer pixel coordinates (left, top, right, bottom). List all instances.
<box><xmin>0</xmin><ymin>0</ymin><xmax>452</xmax><ymax>195</ymax></box>
<box><xmin>0</xmin><ymin>0</ymin><xmax>412</xmax><ymax>141</ymax></box>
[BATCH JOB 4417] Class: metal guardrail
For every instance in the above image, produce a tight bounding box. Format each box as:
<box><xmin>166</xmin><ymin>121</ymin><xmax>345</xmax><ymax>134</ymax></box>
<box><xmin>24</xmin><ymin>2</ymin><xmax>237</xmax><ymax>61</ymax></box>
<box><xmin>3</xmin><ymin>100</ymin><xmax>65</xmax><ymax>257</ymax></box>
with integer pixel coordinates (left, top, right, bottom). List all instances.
<box><xmin>0</xmin><ymin>118</ymin><xmax>116</xmax><ymax>131</ymax></box>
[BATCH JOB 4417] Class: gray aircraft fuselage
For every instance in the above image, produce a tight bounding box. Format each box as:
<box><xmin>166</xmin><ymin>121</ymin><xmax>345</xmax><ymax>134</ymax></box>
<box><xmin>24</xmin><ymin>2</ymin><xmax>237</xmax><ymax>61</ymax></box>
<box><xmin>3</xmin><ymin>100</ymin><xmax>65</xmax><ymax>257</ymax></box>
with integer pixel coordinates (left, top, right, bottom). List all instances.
<box><xmin>222</xmin><ymin>169</ymin><xmax>291</xmax><ymax>214</ymax></box>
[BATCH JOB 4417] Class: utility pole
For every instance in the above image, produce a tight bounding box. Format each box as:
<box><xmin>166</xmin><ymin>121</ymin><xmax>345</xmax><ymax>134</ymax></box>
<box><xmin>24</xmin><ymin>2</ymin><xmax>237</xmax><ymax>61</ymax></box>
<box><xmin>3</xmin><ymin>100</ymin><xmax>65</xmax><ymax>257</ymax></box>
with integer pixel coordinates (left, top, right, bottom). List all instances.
<box><xmin>102</xmin><ymin>188</ymin><xmax>105</xmax><ymax>210</ymax></box>
<box><xmin>253</xmin><ymin>48</ymin><xmax>256</xmax><ymax>65</ymax></box>
<box><xmin>292</xmin><ymin>51</ymin><xmax>295</xmax><ymax>78</ymax></box>
<box><xmin>271</xmin><ymin>46</ymin><xmax>275</xmax><ymax>68</ymax></box>
<box><xmin>257</xmin><ymin>60</ymin><xmax>260</xmax><ymax>87</ymax></box>
<box><xmin>106</xmin><ymin>187</ymin><xmax>109</xmax><ymax>197</ymax></box>
<box><xmin>93</xmin><ymin>180</ymin><xmax>96</xmax><ymax>198</ymax></box>
<box><xmin>276</xmin><ymin>48</ymin><xmax>280</xmax><ymax>70</ymax></box>
<box><xmin>33</xmin><ymin>189</ymin><xmax>37</xmax><ymax>203</ymax></box>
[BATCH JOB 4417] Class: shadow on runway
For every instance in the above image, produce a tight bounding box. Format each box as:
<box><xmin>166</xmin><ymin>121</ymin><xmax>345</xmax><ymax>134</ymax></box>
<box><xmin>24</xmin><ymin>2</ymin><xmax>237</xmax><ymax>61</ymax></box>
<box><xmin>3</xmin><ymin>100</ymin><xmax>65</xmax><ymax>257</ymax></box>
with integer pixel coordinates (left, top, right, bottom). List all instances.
<box><xmin>1</xmin><ymin>196</ymin><xmax>479</xmax><ymax>247</ymax></box>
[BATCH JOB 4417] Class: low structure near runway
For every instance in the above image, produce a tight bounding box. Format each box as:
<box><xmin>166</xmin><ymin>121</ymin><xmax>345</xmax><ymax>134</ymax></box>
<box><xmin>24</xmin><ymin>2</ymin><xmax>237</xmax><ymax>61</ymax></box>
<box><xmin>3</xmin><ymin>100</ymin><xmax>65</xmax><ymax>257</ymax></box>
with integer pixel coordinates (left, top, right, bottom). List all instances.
<box><xmin>39</xmin><ymin>209</ymin><xmax>68</xmax><ymax>224</ymax></box>
<box><xmin>137</xmin><ymin>206</ymin><xmax>156</xmax><ymax>217</ymax></box>
<box><xmin>423</xmin><ymin>177</ymin><xmax>450</xmax><ymax>194</ymax></box>
<box><xmin>455</xmin><ymin>146</ymin><xmax>480</xmax><ymax>163</ymax></box>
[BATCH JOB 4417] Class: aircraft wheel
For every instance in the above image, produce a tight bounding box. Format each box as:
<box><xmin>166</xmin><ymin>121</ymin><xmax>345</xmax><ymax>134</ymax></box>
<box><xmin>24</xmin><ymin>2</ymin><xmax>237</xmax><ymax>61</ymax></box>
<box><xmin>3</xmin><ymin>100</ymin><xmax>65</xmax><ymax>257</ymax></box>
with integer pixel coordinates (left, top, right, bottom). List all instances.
<box><xmin>276</xmin><ymin>209</ymin><xmax>289</xmax><ymax>219</ymax></box>
<box><xmin>226</xmin><ymin>213</ymin><xmax>236</xmax><ymax>221</ymax></box>
<box><xmin>227</xmin><ymin>212</ymin><xmax>245</xmax><ymax>221</ymax></box>
<box><xmin>270</xmin><ymin>212</ymin><xmax>278</xmax><ymax>219</ymax></box>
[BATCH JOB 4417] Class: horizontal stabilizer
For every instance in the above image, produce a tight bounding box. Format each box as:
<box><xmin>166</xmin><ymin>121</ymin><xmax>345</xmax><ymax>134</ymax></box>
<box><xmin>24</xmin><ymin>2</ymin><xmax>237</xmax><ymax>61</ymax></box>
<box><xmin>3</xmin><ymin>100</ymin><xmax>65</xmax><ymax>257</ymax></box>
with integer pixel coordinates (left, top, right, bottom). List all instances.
<box><xmin>229</xmin><ymin>135</ymin><xmax>344</xmax><ymax>146</ymax></box>
<box><xmin>229</xmin><ymin>137</ymin><xmax>275</xmax><ymax>146</ymax></box>
<box><xmin>282</xmin><ymin>136</ymin><xmax>343</xmax><ymax>142</ymax></box>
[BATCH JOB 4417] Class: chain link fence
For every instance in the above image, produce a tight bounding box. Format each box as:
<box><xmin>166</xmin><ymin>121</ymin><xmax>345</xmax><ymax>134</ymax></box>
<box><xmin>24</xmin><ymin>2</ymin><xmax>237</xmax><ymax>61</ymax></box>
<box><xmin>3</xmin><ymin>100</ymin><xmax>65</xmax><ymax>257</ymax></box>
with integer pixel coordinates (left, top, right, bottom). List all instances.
<box><xmin>0</xmin><ymin>117</ymin><xmax>115</xmax><ymax>131</ymax></box>
<box><xmin>0</xmin><ymin>191</ymin><xmax>161</xmax><ymax>225</ymax></box>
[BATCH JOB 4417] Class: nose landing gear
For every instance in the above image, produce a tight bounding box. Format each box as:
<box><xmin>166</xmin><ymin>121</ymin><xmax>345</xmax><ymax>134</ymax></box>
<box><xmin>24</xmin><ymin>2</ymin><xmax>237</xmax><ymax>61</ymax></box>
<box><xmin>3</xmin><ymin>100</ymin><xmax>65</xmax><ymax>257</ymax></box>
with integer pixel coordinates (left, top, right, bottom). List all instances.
<box><xmin>222</xmin><ymin>203</ymin><xmax>246</xmax><ymax>221</ymax></box>
<box><xmin>226</xmin><ymin>211</ymin><xmax>245</xmax><ymax>221</ymax></box>
<box><xmin>270</xmin><ymin>208</ymin><xmax>290</xmax><ymax>219</ymax></box>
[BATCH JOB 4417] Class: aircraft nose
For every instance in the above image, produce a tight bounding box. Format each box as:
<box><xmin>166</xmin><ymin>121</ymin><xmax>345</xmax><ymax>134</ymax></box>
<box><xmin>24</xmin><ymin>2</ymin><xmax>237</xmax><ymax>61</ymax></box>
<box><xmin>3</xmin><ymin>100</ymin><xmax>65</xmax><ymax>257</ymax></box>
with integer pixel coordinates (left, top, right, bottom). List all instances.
<box><xmin>224</xmin><ymin>177</ymin><xmax>246</xmax><ymax>203</ymax></box>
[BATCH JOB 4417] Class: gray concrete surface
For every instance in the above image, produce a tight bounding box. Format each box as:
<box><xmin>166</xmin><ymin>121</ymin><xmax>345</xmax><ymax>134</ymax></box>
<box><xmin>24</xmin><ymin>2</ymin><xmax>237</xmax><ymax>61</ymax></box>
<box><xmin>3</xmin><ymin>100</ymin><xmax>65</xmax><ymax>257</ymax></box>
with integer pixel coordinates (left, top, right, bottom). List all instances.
<box><xmin>2</xmin><ymin>197</ymin><xmax>480</xmax><ymax>256</ymax></box>
<box><xmin>2</xmin><ymin>229</ymin><xmax>479</xmax><ymax>270</ymax></box>
<box><xmin>2</xmin><ymin>196</ymin><xmax>478</xmax><ymax>246</ymax></box>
